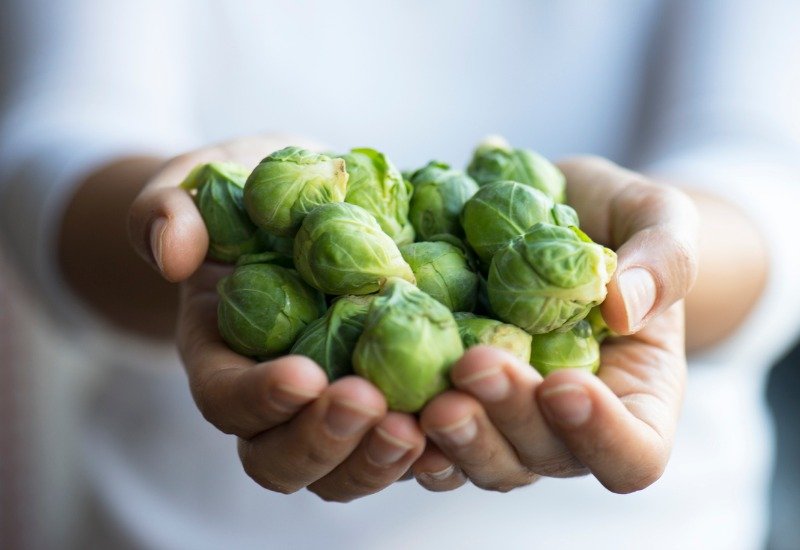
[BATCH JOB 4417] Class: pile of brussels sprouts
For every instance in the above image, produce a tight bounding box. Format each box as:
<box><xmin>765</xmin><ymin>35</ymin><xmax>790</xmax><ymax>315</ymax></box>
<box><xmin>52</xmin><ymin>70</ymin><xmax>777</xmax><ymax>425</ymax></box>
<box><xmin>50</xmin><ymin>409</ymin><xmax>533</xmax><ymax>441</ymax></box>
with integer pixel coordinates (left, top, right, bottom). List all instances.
<box><xmin>181</xmin><ymin>137</ymin><xmax>617</xmax><ymax>413</ymax></box>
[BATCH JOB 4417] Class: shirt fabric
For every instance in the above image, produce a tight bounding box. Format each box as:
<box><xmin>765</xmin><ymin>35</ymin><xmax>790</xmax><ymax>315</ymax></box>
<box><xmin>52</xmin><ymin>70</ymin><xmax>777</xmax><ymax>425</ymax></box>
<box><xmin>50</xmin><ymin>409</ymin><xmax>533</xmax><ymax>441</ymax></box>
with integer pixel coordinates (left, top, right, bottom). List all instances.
<box><xmin>1</xmin><ymin>1</ymin><xmax>800</xmax><ymax>549</ymax></box>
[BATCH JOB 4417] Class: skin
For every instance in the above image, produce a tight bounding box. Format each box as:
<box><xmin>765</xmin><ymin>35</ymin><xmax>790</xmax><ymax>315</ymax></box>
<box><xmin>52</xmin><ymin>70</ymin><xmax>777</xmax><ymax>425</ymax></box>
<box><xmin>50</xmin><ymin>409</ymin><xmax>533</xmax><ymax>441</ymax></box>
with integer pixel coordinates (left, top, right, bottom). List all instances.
<box><xmin>58</xmin><ymin>136</ymin><xmax>768</xmax><ymax>500</ymax></box>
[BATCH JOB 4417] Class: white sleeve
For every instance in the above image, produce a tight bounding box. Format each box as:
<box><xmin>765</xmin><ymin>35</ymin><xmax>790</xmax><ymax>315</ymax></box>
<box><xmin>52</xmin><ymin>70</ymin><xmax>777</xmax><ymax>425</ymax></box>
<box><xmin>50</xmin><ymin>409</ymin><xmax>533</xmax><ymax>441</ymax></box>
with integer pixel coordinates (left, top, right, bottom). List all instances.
<box><xmin>631</xmin><ymin>0</ymin><xmax>800</xmax><ymax>367</ymax></box>
<box><xmin>0</xmin><ymin>0</ymin><xmax>198</xmax><ymax>320</ymax></box>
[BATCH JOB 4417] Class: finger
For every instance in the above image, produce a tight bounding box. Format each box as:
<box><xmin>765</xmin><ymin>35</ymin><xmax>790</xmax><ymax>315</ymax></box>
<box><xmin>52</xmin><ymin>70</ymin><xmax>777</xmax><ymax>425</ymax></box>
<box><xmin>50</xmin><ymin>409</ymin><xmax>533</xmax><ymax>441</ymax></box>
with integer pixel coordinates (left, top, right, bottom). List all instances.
<box><xmin>451</xmin><ymin>347</ymin><xmax>587</xmax><ymax>478</ymax></box>
<box><xmin>307</xmin><ymin>412</ymin><xmax>425</xmax><ymax>502</ymax></box>
<box><xmin>238</xmin><ymin>376</ymin><xmax>386</xmax><ymax>495</ymax></box>
<box><xmin>412</xmin><ymin>442</ymin><xmax>467</xmax><ymax>492</ymax></box>
<box><xmin>178</xmin><ymin>266</ymin><xmax>328</xmax><ymax>438</ymax></box>
<box><xmin>536</xmin><ymin>306</ymin><xmax>686</xmax><ymax>493</ymax></box>
<box><xmin>127</xmin><ymin>135</ymin><xmax>321</xmax><ymax>282</ymax></box>
<box><xmin>128</xmin><ymin>183</ymin><xmax>209</xmax><ymax>282</ymax></box>
<box><xmin>559</xmin><ymin>156</ymin><xmax>699</xmax><ymax>333</ymax></box>
<box><xmin>420</xmin><ymin>391</ymin><xmax>537</xmax><ymax>492</ymax></box>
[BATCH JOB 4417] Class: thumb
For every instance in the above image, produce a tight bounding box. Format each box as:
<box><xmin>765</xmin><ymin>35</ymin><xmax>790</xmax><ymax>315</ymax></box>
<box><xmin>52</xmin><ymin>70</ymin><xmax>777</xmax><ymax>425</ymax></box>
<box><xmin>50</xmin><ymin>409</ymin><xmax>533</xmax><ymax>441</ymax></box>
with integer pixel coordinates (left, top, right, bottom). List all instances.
<box><xmin>600</xmin><ymin>182</ymin><xmax>699</xmax><ymax>334</ymax></box>
<box><xmin>128</xmin><ymin>154</ymin><xmax>210</xmax><ymax>282</ymax></box>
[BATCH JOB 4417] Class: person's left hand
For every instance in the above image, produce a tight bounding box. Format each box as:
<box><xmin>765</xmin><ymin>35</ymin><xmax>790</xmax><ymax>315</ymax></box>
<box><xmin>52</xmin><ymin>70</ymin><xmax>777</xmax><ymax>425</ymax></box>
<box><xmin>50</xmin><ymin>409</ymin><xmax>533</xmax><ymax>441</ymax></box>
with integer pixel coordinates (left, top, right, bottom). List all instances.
<box><xmin>412</xmin><ymin>157</ymin><xmax>695</xmax><ymax>493</ymax></box>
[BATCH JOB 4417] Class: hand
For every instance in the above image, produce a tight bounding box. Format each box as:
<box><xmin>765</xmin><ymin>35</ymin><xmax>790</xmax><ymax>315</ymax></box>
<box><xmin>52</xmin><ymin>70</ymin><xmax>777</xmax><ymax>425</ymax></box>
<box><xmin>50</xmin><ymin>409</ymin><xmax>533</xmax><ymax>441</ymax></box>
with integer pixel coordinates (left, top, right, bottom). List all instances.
<box><xmin>412</xmin><ymin>156</ymin><xmax>698</xmax><ymax>494</ymax></box>
<box><xmin>128</xmin><ymin>136</ymin><xmax>425</xmax><ymax>502</ymax></box>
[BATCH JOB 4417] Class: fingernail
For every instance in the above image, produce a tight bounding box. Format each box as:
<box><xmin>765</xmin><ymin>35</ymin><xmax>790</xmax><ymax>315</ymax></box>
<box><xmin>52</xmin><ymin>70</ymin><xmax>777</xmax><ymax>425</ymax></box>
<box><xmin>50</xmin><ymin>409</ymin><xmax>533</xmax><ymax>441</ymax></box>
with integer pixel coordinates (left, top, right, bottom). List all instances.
<box><xmin>434</xmin><ymin>416</ymin><xmax>477</xmax><ymax>447</ymax></box>
<box><xmin>619</xmin><ymin>267</ymin><xmax>656</xmax><ymax>330</ymax></box>
<box><xmin>150</xmin><ymin>217</ymin><xmax>167</xmax><ymax>272</ymax></box>
<box><xmin>269</xmin><ymin>384</ymin><xmax>319</xmax><ymax>414</ymax></box>
<box><xmin>366</xmin><ymin>427</ymin><xmax>415</xmax><ymax>466</ymax></box>
<box><xmin>460</xmin><ymin>367</ymin><xmax>511</xmax><ymax>403</ymax></box>
<box><xmin>540</xmin><ymin>384</ymin><xmax>592</xmax><ymax>427</ymax></box>
<box><xmin>417</xmin><ymin>465</ymin><xmax>455</xmax><ymax>484</ymax></box>
<box><xmin>324</xmin><ymin>399</ymin><xmax>378</xmax><ymax>439</ymax></box>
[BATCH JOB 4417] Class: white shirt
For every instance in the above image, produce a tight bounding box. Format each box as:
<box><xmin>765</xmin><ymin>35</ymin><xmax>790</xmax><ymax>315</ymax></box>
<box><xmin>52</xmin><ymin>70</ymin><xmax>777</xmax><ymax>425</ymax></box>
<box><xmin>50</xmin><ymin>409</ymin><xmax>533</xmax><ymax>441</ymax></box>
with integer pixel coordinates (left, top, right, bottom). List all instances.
<box><xmin>2</xmin><ymin>1</ymin><xmax>800</xmax><ymax>549</ymax></box>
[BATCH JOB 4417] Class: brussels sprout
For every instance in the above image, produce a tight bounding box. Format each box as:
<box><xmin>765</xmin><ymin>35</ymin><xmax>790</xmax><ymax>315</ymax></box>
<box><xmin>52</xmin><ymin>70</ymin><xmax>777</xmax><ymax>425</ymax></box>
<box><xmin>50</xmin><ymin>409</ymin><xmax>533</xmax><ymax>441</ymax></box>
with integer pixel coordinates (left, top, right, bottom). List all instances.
<box><xmin>180</xmin><ymin>162</ymin><xmax>259</xmax><ymax>262</ymax></box>
<box><xmin>585</xmin><ymin>306</ymin><xmax>615</xmax><ymax>343</ymax></box>
<box><xmin>400</xmin><ymin>241</ymin><xmax>478</xmax><ymax>312</ymax></box>
<box><xmin>461</xmin><ymin>180</ymin><xmax>576</xmax><ymax>265</ymax></box>
<box><xmin>294</xmin><ymin>202</ymin><xmax>415</xmax><ymax>295</ymax></box>
<box><xmin>488</xmin><ymin>223</ymin><xmax>617</xmax><ymax>334</ymax></box>
<box><xmin>454</xmin><ymin>313</ymin><xmax>532</xmax><ymax>364</ymax></box>
<box><xmin>353</xmin><ymin>278</ymin><xmax>463</xmax><ymax>412</ymax></box>
<box><xmin>290</xmin><ymin>295</ymin><xmax>374</xmax><ymax>381</ymax></box>
<box><xmin>408</xmin><ymin>161</ymin><xmax>479</xmax><ymax>240</ymax></box>
<box><xmin>530</xmin><ymin>321</ymin><xmax>600</xmax><ymax>376</ymax></box>
<box><xmin>217</xmin><ymin>263</ymin><xmax>326</xmax><ymax>358</ymax></box>
<box><xmin>339</xmin><ymin>148</ymin><xmax>415</xmax><ymax>245</ymax></box>
<box><xmin>244</xmin><ymin>147</ymin><xmax>348</xmax><ymax>237</ymax></box>
<box><xmin>467</xmin><ymin>136</ymin><xmax>566</xmax><ymax>203</ymax></box>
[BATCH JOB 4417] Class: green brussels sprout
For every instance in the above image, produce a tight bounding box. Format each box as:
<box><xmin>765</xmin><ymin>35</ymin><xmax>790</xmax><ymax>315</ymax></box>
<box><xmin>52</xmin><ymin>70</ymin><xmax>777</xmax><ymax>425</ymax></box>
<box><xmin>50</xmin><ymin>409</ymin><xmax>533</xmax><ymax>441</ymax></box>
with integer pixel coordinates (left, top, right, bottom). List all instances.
<box><xmin>461</xmin><ymin>180</ymin><xmax>577</xmax><ymax>265</ymax></box>
<box><xmin>530</xmin><ymin>321</ymin><xmax>600</xmax><ymax>376</ymax></box>
<box><xmin>408</xmin><ymin>161</ymin><xmax>479</xmax><ymax>240</ymax></box>
<box><xmin>180</xmin><ymin>162</ymin><xmax>259</xmax><ymax>262</ymax></box>
<box><xmin>488</xmin><ymin>223</ymin><xmax>617</xmax><ymax>334</ymax></box>
<box><xmin>467</xmin><ymin>136</ymin><xmax>566</xmax><ymax>203</ymax></box>
<box><xmin>244</xmin><ymin>147</ymin><xmax>348</xmax><ymax>237</ymax></box>
<box><xmin>399</xmin><ymin>241</ymin><xmax>478</xmax><ymax>312</ymax></box>
<box><xmin>294</xmin><ymin>202</ymin><xmax>415</xmax><ymax>295</ymax></box>
<box><xmin>217</xmin><ymin>263</ymin><xmax>326</xmax><ymax>358</ymax></box>
<box><xmin>453</xmin><ymin>313</ymin><xmax>532</xmax><ymax>364</ymax></box>
<box><xmin>290</xmin><ymin>295</ymin><xmax>374</xmax><ymax>381</ymax></box>
<box><xmin>585</xmin><ymin>306</ymin><xmax>615</xmax><ymax>343</ymax></box>
<box><xmin>353</xmin><ymin>278</ymin><xmax>463</xmax><ymax>412</ymax></box>
<box><xmin>339</xmin><ymin>148</ymin><xmax>415</xmax><ymax>245</ymax></box>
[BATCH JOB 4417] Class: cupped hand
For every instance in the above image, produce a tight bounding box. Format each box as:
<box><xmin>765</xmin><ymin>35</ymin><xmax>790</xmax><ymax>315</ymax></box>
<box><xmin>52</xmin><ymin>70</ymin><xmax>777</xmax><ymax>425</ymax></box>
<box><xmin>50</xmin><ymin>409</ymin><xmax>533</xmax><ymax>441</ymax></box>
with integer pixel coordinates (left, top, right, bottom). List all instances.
<box><xmin>127</xmin><ymin>136</ymin><xmax>425</xmax><ymax>502</ymax></box>
<box><xmin>413</xmin><ymin>156</ymin><xmax>697</xmax><ymax>494</ymax></box>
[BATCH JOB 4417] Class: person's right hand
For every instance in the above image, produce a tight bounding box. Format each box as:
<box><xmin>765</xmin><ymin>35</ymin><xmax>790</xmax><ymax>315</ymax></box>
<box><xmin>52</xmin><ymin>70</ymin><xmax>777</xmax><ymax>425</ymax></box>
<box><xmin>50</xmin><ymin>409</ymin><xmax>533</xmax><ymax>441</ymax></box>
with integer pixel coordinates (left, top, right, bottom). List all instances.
<box><xmin>127</xmin><ymin>136</ymin><xmax>426</xmax><ymax>502</ymax></box>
